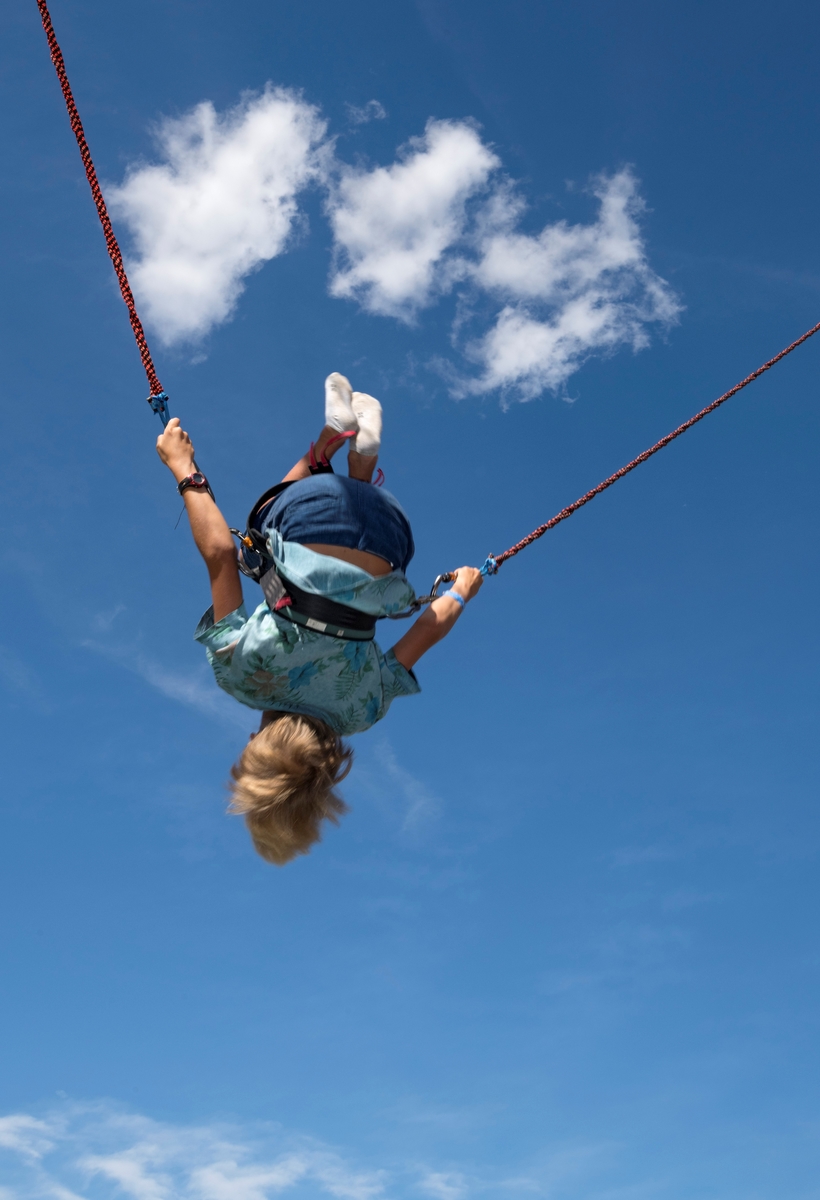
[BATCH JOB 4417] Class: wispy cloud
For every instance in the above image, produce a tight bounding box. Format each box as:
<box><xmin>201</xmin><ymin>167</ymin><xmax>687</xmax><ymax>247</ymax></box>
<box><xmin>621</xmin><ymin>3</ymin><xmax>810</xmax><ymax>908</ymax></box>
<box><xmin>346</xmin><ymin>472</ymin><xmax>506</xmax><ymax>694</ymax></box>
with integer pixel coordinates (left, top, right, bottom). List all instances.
<box><xmin>0</xmin><ymin>1101</ymin><xmax>624</xmax><ymax>1200</ymax></box>
<box><xmin>109</xmin><ymin>85</ymin><xmax>327</xmax><ymax>345</ymax></box>
<box><xmin>346</xmin><ymin>99</ymin><xmax>387</xmax><ymax>126</ymax></box>
<box><xmin>419</xmin><ymin>1170</ymin><xmax>469</xmax><ymax>1199</ymax></box>
<box><xmin>0</xmin><ymin>1104</ymin><xmax>385</xmax><ymax>1200</ymax></box>
<box><xmin>374</xmin><ymin>734</ymin><xmax>441</xmax><ymax>830</ymax></box>
<box><xmin>0</xmin><ymin>1114</ymin><xmax>57</xmax><ymax>1159</ymax></box>
<box><xmin>91</xmin><ymin>603</ymin><xmax>127</xmax><ymax>634</ymax></box>
<box><xmin>364</xmin><ymin>736</ymin><xmax>440</xmax><ymax>831</ymax></box>
<box><xmin>81</xmin><ymin>639</ymin><xmax>254</xmax><ymax>731</ymax></box>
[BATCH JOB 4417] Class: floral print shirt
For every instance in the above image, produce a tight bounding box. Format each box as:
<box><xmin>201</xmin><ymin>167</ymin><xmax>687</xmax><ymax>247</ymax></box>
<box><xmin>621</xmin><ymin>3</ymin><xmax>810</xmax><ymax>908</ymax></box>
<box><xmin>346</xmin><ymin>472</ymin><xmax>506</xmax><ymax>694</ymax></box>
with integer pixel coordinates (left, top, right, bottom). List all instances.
<box><xmin>194</xmin><ymin>539</ymin><xmax>421</xmax><ymax>735</ymax></box>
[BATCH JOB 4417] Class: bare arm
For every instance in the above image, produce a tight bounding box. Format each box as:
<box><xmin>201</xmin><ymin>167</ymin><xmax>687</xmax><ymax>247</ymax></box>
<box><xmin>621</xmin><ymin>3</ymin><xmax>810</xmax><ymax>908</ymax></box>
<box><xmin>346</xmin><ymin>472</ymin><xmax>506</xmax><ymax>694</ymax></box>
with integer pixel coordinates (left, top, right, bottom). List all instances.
<box><xmin>391</xmin><ymin>567</ymin><xmax>483</xmax><ymax>671</ymax></box>
<box><xmin>156</xmin><ymin>419</ymin><xmax>244</xmax><ymax>623</ymax></box>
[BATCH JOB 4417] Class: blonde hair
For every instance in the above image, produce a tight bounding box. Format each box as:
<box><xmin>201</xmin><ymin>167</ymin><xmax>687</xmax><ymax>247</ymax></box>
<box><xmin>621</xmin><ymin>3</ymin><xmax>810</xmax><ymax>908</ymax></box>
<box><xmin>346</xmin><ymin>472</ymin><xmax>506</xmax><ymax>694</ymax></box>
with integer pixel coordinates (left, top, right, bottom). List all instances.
<box><xmin>228</xmin><ymin>712</ymin><xmax>352</xmax><ymax>865</ymax></box>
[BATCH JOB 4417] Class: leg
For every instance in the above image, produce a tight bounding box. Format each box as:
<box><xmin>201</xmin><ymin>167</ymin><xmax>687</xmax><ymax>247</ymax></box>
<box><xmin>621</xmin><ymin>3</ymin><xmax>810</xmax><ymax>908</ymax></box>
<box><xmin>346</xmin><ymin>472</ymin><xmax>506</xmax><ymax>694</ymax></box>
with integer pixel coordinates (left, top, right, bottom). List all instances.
<box><xmin>281</xmin><ymin>426</ymin><xmax>351</xmax><ymax>483</ymax></box>
<box><xmin>347</xmin><ymin>447</ymin><xmax>378</xmax><ymax>482</ymax></box>
<box><xmin>348</xmin><ymin>392</ymin><xmax>382</xmax><ymax>483</ymax></box>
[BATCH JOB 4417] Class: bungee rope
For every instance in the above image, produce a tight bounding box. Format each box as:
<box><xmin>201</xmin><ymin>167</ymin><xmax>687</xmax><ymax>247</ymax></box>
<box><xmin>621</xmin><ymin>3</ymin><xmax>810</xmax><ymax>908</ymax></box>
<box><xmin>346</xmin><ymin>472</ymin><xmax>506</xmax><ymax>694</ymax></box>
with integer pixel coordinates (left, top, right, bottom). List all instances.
<box><xmin>35</xmin><ymin>0</ymin><xmax>170</xmax><ymax>425</ymax></box>
<box><xmin>37</xmin><ymin>1</ymin><xmax>820</xmax><ymax>605</ymax></box>
<box><xmin>478</xmin><ymin>318</ymin><xmax>820</xmax><ymax>578</ymax></box>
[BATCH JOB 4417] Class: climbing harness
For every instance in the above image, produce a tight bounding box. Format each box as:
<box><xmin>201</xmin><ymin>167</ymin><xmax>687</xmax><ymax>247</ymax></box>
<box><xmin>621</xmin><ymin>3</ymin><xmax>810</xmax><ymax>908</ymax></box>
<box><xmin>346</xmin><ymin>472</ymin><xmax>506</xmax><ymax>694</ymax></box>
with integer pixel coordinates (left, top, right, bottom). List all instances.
<box><xmin>233</xmin><ymin>474</ymin><xmax>454</xmax><ymax>623</ymax></box>
<box><xmin>37</xmin><ymin>0</ymin><xmax>820</xmax><ymax>610</ymax></box>
<box><xmin>36</xmin><ymin>0</ymin><xmax>170</xmax><ymax>425</ymax></box>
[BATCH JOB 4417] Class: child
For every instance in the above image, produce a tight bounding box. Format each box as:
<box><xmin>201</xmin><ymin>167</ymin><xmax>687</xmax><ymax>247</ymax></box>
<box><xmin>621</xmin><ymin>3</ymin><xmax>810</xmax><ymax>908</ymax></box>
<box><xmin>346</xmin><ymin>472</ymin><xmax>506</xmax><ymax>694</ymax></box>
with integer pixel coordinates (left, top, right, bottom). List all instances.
<box><xmin>156</xmin><ymin>373</ymin><xmax>483</xmax><ymax>865</ymax></box>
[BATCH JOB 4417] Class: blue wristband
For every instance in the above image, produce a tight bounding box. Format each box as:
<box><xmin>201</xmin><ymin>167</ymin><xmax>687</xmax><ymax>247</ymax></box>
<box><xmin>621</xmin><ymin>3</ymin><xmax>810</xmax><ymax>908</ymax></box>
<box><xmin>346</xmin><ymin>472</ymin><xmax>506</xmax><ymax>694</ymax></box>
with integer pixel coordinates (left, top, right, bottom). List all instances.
<box><xmin>441</xmin><ymin>588</ymin><xmax>465</xmax><ymax>610</ymax></box>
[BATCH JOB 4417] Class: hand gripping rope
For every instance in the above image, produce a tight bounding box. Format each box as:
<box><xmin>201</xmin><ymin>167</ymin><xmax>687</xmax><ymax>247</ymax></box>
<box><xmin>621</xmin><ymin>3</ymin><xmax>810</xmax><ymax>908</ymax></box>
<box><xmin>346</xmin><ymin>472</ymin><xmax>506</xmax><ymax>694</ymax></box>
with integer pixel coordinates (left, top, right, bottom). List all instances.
<box><xmin>37</xmin><ymin>0</ymin><xmax>820</xmax><ymax>603</ymax></box>
<box><xmin>36</xmin><ymin>0</ymin><xmax>170</xmax><ymax>426</ymax></box>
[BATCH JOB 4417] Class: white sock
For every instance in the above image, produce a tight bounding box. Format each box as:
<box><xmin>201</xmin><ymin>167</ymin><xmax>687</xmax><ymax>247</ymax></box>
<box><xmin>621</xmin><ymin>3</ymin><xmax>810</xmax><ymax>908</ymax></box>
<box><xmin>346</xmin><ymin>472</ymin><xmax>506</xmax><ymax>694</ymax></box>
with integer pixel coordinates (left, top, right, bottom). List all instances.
<box><xmin>324</xmin><ymin>373</ymin><xmax>358</xmax><ymax>433</ymax></box>
<box><xmin>351</xmin><ymin>392</ymin><xmax>382</xmax><ymax>457</ymax></box>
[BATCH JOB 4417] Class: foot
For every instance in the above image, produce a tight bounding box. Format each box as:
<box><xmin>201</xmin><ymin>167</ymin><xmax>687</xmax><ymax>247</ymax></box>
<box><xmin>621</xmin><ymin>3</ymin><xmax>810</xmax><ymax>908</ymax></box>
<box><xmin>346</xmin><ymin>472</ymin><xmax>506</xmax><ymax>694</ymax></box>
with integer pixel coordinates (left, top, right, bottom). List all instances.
<box><xmin>350</xmin><ymin>392</ymin><xmax>382</xmax><ymax>458</ymax></box>
<box><xmin>324</xmin><ymin>373</ymin><xmax>358</xmax><ymax>434</ymax></box>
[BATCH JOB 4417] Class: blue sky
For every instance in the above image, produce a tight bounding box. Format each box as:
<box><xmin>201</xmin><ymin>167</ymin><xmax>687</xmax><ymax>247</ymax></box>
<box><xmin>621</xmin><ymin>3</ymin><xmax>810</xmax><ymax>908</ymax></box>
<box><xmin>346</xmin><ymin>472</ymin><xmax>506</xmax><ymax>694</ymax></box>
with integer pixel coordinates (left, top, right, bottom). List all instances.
<box><xmin>2</xmin><ymin>1</ymin><xmax>820</xmax><ymax>1196</ymax></box>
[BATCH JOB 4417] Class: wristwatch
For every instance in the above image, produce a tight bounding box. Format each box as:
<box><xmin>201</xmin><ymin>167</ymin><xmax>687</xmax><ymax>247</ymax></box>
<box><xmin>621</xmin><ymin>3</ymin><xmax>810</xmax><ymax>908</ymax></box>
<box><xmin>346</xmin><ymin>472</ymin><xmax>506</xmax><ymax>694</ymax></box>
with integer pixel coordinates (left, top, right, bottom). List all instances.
<box><xmin>177</xmin><ymin>472</ymin><xmax>214</xmax><ymax>499</ymax></box>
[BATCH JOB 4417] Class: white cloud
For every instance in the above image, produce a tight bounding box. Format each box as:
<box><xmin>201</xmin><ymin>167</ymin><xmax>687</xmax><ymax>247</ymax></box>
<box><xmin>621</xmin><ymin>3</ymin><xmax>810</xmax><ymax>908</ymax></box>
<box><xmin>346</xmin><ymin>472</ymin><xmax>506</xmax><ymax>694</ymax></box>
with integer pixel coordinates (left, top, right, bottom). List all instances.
<box><xmin>372</xmin><ymin>738</ymin><xmax>439</xmax><ymax>831</ymax></box>
<box><xmin>109</xmin><ymin>86</ymin><xmax>327</xmax><ymax>345</ymax></box>
<box><xmin>473</xmin><ymin>172</ymin><xmax>654</xmax><ymax>301</ymax></box>
<box><xmin>0</xmin><ymin>1101</ymin><xmax>646</xmax><ymax>1200</ymax></box>
<box><xmin>108</xmin><ymin>85</ymin><xmax>678</xmax><ymax>399</ymax></box>
<box><xmin>458</xmin><ymin>170</ymin><xmax>681</xmax><ymax>401</ymax></box>
<box><xmin>0</xmin><ymin>1106</ymin><xmax>386</xmax><ymax>1200</ymax></box>
<box><xmin>327</xmin><ymin>119</ymin><xmax>499</xmax><ymax>319</ymax></box>
<box><xmin>419</xmin><ymin>1170</ymin><xmax>469</xmax><ymax>1199</ymax></box>
<box><xmin>346</xmin><ymin>99</ymin><xmax>387</xmax><ymax>125</ymax></box>
<box><xmin>0</xmin><ymin>1114</ymin><xmax>56</xmax><ymax>1159</ymax></box>
<box><xmin>324</xmin><ymin>126</ymin><xmax>677</xmax><ymax>399</ymax></box>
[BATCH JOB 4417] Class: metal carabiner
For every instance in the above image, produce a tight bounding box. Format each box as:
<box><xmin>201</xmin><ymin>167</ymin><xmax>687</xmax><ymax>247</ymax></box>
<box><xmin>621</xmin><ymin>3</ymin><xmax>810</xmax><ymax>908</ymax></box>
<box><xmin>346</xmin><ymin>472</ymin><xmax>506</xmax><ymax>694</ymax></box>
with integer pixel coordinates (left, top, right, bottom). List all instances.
<box><xmin>384</xmin><ymin>571</ymin><xmax>456</xmax><ymax>620</ymax></box>
<box><xmin>427</xmin><ymin>572</ymin><xmax>455</xmax><ymax>600</ymax></box>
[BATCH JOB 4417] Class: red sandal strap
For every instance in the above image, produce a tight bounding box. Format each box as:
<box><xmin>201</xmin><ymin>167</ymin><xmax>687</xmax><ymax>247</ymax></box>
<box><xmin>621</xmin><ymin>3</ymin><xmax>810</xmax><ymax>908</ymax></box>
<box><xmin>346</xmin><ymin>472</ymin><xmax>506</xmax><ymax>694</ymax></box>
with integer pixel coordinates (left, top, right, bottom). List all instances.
<box><xmin>310</xmin><ymin>430</ymin><xmax>356</xmax><ymax>470</ymax></box>
<box><xmin>322</xmin><ymin>429</ymin><xmax>356</xmax><ymax>461</ymax></box>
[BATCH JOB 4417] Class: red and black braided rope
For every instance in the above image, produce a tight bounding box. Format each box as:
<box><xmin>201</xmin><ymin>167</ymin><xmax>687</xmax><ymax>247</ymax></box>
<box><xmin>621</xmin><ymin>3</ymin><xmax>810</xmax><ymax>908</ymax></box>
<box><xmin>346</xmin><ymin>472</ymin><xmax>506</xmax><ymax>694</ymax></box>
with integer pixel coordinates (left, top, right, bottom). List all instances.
<box><xmin>36</xmin><ymin>0</ymin><xmax>164</xmax><ymax>401</ymax></box>
<box><xmin>488</xmin><ymin>319</ymin><xmax>820</xmax><ymax>570</ymax></box>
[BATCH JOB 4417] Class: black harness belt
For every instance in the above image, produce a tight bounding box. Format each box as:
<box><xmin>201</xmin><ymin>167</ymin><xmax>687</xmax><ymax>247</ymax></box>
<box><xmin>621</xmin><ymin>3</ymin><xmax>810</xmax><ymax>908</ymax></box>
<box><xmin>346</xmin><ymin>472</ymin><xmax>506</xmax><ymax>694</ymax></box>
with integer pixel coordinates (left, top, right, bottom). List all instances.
<box><xmin>263</xmin><ymin>569</ymin><xmax>377</xmax><ymax>641</ymax></box>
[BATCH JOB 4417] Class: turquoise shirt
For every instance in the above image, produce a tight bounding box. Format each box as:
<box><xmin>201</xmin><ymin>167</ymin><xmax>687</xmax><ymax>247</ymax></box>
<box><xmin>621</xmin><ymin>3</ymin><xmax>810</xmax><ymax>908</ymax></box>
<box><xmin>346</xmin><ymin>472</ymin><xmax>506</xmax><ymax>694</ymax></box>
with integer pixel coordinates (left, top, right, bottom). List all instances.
<box><xmin>194</xmin><ymin>536</ymin><xmax>421</xmax><ymax>735</ymax></box>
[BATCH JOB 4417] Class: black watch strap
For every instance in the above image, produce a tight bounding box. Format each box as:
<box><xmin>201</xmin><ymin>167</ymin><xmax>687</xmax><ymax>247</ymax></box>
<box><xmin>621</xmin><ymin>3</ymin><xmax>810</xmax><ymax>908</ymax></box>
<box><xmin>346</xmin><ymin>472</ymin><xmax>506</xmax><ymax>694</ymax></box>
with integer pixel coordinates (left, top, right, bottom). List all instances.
<box><xmin>177</xmin><ymin>472</ymin><xmax>214</xmax><ymax>499</ymax></box>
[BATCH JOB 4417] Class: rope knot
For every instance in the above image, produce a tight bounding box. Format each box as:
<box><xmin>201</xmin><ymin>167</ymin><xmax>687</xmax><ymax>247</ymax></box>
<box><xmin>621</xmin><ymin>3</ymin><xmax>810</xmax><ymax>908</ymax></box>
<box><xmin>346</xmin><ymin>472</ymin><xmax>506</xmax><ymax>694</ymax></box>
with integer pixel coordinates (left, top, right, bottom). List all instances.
<box><xmin>148</xmin><ymin>392</ymin><xmax>170</xmax><ymax>425</ymax></box>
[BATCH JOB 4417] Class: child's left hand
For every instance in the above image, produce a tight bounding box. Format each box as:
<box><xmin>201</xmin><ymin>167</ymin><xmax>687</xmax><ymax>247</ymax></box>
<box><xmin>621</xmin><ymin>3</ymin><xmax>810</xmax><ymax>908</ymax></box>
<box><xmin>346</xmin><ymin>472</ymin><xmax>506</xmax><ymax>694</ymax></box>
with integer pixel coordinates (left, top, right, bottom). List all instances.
<box><xmin>156</xmin><ymin>418</ymin><xmax>197</xmax><ymax>481</ymax></box>
<box><xmin>449</xmin><ymin>566</ymin><xmax>483</xmax><ymax>602</ymax></box>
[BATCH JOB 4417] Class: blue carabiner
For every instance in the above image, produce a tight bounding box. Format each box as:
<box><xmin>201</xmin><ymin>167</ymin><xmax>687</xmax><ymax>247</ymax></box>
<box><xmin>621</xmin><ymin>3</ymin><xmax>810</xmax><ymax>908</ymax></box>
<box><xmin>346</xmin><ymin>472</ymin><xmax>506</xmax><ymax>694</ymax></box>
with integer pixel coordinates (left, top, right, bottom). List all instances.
<box><xmin>149</xmin><ymin>391</ymin><xmax>171</xmax><ymax>426</ymax></box>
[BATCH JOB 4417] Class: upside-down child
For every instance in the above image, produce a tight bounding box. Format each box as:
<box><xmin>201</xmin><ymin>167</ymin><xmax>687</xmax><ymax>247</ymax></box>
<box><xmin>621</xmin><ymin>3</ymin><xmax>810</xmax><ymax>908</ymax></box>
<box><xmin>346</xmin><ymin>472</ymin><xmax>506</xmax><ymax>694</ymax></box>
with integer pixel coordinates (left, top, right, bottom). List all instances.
<box><xmin>156</xmin><ymin>373</ymin><xmax>483</xmax><ymax>865</ymax></box>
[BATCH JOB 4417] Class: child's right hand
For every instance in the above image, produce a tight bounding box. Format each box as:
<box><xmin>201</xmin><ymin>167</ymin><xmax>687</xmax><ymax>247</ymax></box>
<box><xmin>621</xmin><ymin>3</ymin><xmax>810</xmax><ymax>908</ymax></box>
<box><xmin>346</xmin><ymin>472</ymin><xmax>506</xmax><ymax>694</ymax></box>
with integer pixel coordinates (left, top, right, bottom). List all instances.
<box><xmin>156</xmin><ymin>418</ymin><xmax>196</xmax><ymax>481</ymax></box>
<box><xmin>450</xmin><ymin>566</ymin><xmax>484</xmax><ymax>602</ymax></box>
